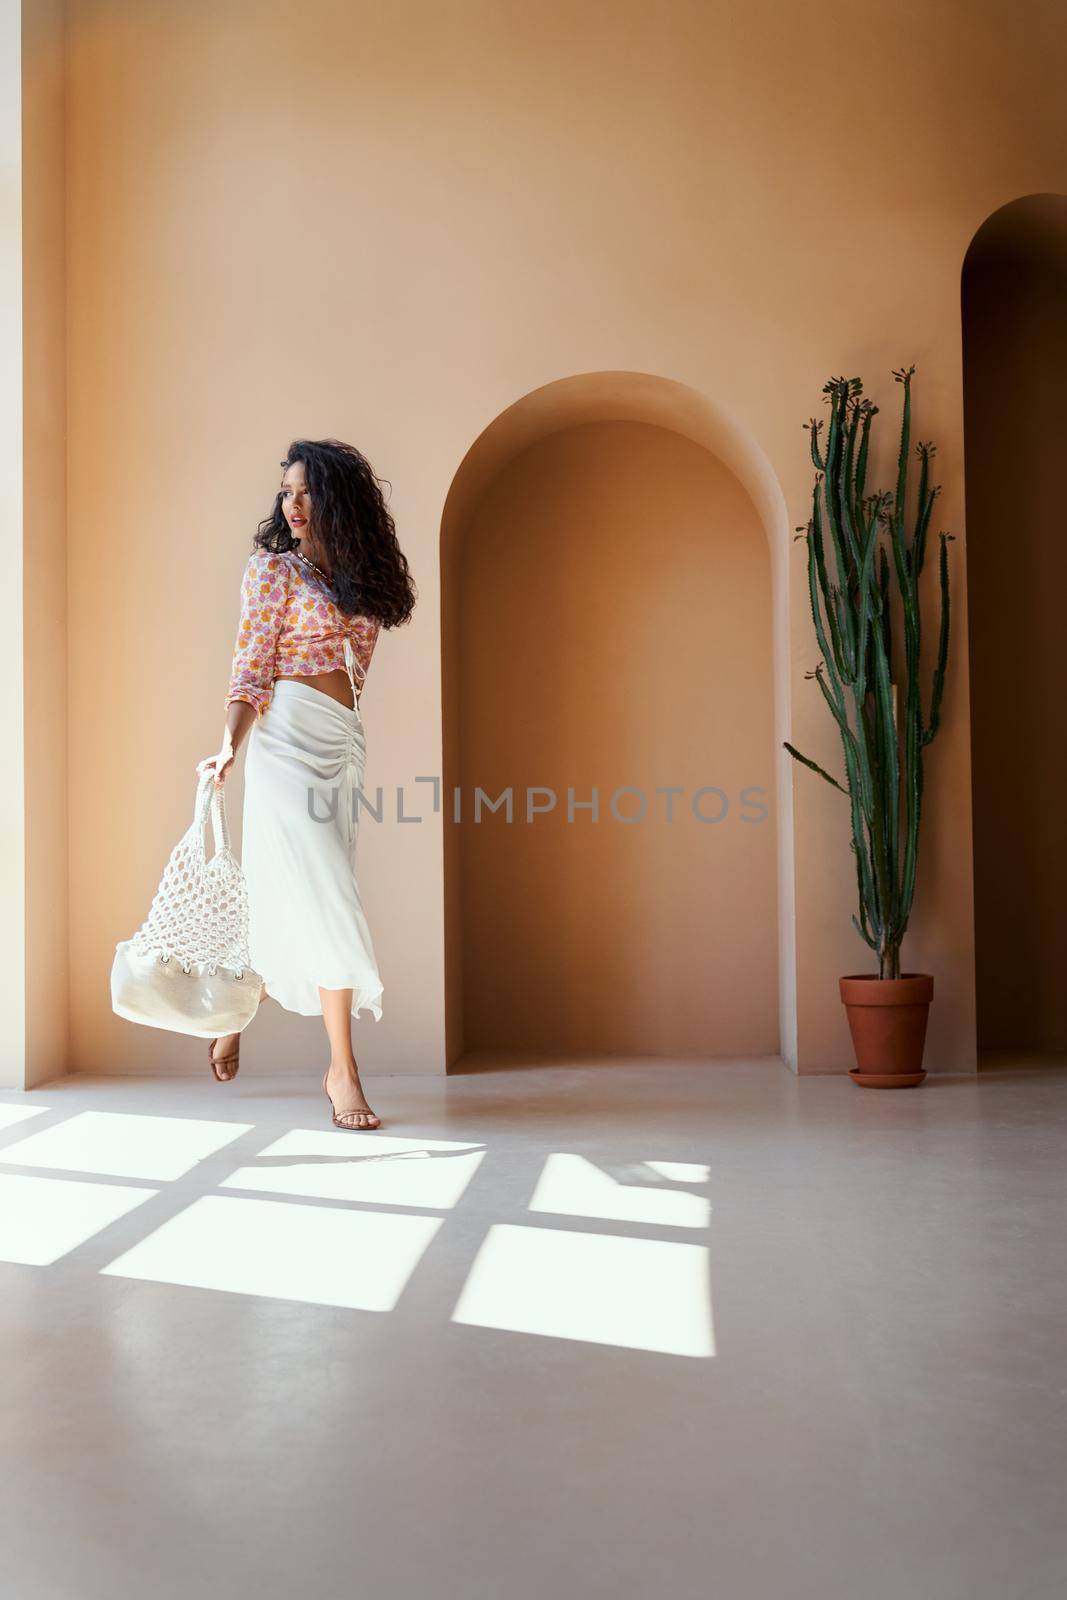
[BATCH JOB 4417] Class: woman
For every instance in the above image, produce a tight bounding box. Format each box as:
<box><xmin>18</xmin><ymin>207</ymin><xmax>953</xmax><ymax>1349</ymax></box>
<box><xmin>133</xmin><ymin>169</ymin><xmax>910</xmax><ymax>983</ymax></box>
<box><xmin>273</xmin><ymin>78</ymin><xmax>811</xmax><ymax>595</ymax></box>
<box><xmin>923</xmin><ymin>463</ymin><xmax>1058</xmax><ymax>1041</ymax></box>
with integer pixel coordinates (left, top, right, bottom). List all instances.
<box><xmin>197</xmin><ymin>439</ymin><xmax>416</xmax><ymax>1130</ymax></box>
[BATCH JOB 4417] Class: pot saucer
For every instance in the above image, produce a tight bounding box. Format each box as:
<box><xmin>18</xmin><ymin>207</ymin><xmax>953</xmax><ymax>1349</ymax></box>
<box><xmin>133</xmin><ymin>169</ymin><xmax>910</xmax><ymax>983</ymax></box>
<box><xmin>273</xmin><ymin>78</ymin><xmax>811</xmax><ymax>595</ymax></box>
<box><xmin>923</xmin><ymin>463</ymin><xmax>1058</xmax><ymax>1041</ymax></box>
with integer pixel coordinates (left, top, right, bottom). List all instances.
<box><xmin>848</xmin><ymin>1069</ymin><xmax>927</xmax><ymax>1089</ymax></box>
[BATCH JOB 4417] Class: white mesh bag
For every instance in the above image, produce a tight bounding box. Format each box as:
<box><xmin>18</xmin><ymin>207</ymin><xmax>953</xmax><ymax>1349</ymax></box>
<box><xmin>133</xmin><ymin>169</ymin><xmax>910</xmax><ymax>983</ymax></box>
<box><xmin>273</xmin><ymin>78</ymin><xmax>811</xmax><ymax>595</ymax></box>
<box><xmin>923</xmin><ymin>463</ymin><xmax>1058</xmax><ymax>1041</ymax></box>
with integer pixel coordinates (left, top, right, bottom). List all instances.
<box><xmin>111</xmin><ymin>769</ymin><xmax>263</xmax><ymax>1038</ymax></box>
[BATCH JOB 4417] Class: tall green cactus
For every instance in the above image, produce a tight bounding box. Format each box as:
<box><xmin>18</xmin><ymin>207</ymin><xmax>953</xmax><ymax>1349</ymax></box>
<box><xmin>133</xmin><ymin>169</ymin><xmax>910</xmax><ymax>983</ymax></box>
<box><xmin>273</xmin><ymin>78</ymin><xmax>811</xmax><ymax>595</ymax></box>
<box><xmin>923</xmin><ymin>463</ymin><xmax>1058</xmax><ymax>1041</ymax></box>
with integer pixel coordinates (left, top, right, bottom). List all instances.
<box><xmin>785</xmin><ymin>367</ymin><xmax>954</xmax><ymax>980</ymax></box>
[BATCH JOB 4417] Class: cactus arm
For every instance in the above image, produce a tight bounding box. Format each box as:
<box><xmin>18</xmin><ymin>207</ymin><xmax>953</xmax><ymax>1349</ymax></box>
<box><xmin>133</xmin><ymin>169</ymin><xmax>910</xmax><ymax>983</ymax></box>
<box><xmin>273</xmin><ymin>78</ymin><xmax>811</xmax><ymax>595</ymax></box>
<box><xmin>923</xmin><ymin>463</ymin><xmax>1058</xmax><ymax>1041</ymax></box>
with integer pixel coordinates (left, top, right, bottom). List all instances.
<box><xmin>852</xmin><ymin>824</ymin><xmax>880</xmax><ymax>950</ymax></box>
<box><xmin>892</xmin><ymin>364</ymin><xmax>915</xmax><ymax>547</ymax></box>
<box><xmin>912</xmin><ymin>443</ymin><xmax>937</xmax><ymax>581</ymax></box>
<box><xmin>852</xmin><ymin>493</ymin><xmax>884</xmax><ymax>709</ymax></box>
<box><xmin>837</xmin><ymin>391</ymin><xmax>863</xmax><ymax>572</ymax></box>
<box><xmin>807</xmin><ymin>488</ymin><xmax>847</xmax><ymax>682</ymax></box>
<box><xmin>814</xmin><ymin>665</ymin><xmax>880</xmax><ymax>937</ymax></box>
<box><xmin>783</xmin><ymin>741</ymin><xmax>848</xmax><ymax>795</ymax></box>
<box><xmin>878</xmin><ymin>541</ymin><xmax>893</xmax><ymax>667</ymax></box>
<box><xmin>896</xmin><ymin>721</ymin><xmax>926</xmax><ymax>943</ymax></box>
<box><xmin>821</xmin><ymin>382</ymin><xmax>859</xmax><ymax>622</ymax></box>
<box><xmin>811</xmin><ymin>656</ymin><xmax>853</xmax><ymax>743</ymax></box>
<box><xmin>830</xmin><ymin>585</ymin><xmax>857</xmax><ymax>683</ymax></box>
<box><xmin>855</xmin><ymin>402</ymin><xmax>877</xmax><ymax>501</ymax></box>
<box><xmin>806</xmin><ymin>660</ymin><xmax>880</xmax><ymax>924</ymax></box>
<box><xmin>889</xmin><ymin>370</ymin><xmax>916</xmax><ymax>603</ymax></box>
<box><xmin>844</xmin><ymin>498</ymin><xmax>885</xmax><ymax>832</ymax></box>
<box><xmin>923</xmin><ymin>533</ymin><xmax>954</xmax><ymax>746</ymax></box>
<box><xmin>898</xmin><ymin>680</ymin><xmax>922</xmax><ymax>941</ymax></box>
<box><xmin>852</xmin><ymin>790</ymin><xmax>880</xmax><ymax>948</ymax></box>
<box><xmin>828</xmin><ymin>381</ymin><xmax>864</xmax><ymax>674</ymax></box>
<box><xmin>807</xmin><ymin>418</ymin><xmax>826</xmax><ymax>474</ymax></box>
<box><xmin>897</xmin><ymin>582</ymin><xmax>921</xmax><ymax>938</ymax></box>
<box><xmin>843</xmin><ymin>737</ymin><xmax>879</xmax><ymax>940</ymax></box>
<box><xmin>859</xmin><ymin>691</ymin><xmax>887</xmax><ymax>941</ymax></box>
<box><xmin>869</xmin><ymin>625</ymin><xmax>899</xmax><ymax>946</ymax></box>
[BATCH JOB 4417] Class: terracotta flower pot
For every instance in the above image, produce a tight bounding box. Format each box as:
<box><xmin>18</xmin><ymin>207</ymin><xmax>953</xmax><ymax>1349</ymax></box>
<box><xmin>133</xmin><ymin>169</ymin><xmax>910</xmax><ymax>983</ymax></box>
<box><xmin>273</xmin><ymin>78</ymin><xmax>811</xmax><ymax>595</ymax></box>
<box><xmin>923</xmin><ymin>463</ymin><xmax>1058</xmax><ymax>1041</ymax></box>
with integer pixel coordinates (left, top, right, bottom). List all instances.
<box><xmin>839</xmin><ymin>973</ymin><xmax>934</xmax><ymax>1088</ymax></box>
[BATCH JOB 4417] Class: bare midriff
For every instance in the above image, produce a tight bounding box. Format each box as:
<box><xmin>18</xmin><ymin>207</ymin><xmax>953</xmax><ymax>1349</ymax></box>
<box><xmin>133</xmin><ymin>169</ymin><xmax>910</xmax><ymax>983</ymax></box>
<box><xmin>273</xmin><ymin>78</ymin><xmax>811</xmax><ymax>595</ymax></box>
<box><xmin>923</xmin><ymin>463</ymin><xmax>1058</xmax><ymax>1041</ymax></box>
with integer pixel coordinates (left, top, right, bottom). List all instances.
<box><xmin>274</xmin><ymin>669</ymin><xmax>357</xmax><ymax>711</ymax></box>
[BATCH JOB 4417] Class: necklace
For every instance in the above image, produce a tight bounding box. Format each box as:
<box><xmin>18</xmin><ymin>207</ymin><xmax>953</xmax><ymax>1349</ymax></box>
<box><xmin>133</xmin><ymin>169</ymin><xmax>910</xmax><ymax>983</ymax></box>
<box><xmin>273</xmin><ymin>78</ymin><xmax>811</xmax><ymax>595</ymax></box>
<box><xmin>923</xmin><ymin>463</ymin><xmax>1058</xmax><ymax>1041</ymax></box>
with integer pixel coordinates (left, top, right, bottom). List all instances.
<box><xmin>294</xmin><ymin>547</ymin><xmax>332</xmax><ymax>587</ymax></box>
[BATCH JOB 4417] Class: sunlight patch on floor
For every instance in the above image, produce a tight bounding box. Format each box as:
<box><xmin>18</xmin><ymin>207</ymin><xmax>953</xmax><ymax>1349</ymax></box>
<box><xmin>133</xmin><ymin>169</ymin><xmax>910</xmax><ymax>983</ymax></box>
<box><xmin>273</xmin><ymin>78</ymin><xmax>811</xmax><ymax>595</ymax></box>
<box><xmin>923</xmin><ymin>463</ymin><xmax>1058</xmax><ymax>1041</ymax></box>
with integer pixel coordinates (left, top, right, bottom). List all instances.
<box><xmin>0</xmin><ymin>1172</ymin><xmax>157</xmax><ymax>1265</ymax></box>
<box><xmin>99</xmin><ymin>1193</ymin><xmax>443</xmax><ymax>1311</ymax></box>
<box><xmin>451</xmin><ymin>1223</ymin><xmax>715</xmax><ymax>1357</ymax></box>
<box><xmin>0</xmin><ymin>1111</ymin><xmax>252</xmax><ymax>1182</ymax></box>
<box><xmin>528</xmin><ymin>1153</ymin><xmax>711</xmax><ymax>1228</ymax></box>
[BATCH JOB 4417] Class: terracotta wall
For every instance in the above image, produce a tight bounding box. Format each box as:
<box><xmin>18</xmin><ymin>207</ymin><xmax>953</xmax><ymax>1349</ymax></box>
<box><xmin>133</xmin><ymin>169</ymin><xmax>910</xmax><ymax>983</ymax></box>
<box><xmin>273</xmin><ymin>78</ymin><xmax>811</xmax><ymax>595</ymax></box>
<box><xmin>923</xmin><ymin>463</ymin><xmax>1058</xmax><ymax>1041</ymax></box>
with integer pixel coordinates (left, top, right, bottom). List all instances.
<box><xmin>39</xmin><ymin>0</ymin><xmax>1067</xmax><ymax>1075</ymax></box>
<box><xmin>962</xmin><ymin>196</ymin><xmax>1067</xmax><ymax>1056</ymax></box>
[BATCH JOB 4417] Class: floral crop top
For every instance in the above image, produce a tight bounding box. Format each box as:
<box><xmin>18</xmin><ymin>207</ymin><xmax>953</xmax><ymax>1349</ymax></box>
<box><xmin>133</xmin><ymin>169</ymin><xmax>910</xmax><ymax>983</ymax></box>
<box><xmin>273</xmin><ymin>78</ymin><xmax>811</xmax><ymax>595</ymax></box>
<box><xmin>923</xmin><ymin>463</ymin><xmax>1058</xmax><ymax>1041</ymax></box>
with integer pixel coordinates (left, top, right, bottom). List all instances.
<box><xmin>225</xmin><ymin>549</ymin><xmax>381</xmax><ymax>720</ymax></box>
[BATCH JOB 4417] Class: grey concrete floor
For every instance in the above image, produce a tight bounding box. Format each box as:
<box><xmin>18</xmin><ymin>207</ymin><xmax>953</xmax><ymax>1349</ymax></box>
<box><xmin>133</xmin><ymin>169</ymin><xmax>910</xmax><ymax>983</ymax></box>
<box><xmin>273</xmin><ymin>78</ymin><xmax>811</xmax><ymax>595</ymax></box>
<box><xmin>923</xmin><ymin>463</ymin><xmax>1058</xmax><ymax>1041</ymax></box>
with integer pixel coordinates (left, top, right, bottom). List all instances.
<box><xmin>0</xmin><ymin>1058</ymin><xmax>1064</xmax><ymax>1600</ymax></box>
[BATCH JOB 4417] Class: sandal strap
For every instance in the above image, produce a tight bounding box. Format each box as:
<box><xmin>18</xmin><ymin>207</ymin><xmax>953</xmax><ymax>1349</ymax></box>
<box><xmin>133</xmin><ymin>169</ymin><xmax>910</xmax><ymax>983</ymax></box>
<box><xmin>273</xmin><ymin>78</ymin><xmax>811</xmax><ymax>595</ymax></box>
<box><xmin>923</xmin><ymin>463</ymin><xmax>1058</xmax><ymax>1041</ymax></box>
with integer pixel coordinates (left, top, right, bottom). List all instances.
<box><xmin>322</xmin><ymin>1074</ymin><xmax>378</xmax><ymax>1127</ymax></box>
<box><xmin>209</xmin><ymin>1038</ymin><xmax>240</xmax><ymax>1078</ymax></box>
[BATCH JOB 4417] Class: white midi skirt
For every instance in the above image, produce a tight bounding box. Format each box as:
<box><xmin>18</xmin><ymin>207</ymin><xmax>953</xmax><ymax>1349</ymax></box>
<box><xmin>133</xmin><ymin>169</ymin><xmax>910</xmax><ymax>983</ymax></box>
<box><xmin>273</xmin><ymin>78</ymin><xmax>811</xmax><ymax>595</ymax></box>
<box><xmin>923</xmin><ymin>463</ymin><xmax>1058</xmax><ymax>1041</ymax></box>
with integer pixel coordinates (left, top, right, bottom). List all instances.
<box><xmin>241</xmin><ymin>678</ymin><xmax>383</xmax><ymax>1021</ymax></box>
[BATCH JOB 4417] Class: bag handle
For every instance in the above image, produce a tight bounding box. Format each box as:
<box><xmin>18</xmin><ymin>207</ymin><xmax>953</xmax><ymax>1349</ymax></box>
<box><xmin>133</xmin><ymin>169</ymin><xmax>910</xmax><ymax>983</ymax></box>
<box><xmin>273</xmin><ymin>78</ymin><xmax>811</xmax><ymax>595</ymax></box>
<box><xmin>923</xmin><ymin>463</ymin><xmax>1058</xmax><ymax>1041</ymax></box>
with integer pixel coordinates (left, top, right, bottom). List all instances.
<box><xmin>193</xmin><ymin>768</ymin><xmax>232</xmax><ymax>859</ymax></box>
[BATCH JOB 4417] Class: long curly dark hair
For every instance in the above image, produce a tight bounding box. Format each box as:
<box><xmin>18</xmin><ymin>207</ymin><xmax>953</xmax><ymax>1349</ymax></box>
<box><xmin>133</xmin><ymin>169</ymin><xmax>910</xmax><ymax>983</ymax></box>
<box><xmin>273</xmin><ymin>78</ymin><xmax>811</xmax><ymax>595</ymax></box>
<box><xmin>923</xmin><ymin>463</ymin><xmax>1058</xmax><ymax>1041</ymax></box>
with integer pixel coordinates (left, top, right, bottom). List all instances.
<box><xmin>253</xmin><ymin>438</ymin><xmax>417</xmax><ymax>627</ymax></box>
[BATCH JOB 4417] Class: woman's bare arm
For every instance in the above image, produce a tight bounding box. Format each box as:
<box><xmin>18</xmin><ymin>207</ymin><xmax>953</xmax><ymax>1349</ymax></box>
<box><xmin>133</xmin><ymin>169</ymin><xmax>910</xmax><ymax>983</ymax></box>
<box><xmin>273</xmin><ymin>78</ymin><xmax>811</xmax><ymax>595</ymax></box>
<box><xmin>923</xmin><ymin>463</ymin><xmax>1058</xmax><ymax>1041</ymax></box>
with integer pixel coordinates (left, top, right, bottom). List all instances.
<box><xmin>223</xmin><ymin>698</ymin><xmax>258</xmax><ymax>758</ymax></box>
<box><xmin>197</xmin><ymin>698</ymin><xmax>259</xmax><ymax>788</ymax></box>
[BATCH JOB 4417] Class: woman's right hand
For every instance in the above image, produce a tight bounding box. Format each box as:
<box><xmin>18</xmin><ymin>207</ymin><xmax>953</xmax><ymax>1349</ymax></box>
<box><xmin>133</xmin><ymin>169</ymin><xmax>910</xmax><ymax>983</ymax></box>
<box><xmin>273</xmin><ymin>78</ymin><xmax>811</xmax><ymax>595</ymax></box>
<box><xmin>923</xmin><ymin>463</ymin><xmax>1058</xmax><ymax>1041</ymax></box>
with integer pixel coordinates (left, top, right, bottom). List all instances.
<box><xmin>196</xmin><ymin>746</ymin><xmax>236</xmax><ymax>787</ymax></box>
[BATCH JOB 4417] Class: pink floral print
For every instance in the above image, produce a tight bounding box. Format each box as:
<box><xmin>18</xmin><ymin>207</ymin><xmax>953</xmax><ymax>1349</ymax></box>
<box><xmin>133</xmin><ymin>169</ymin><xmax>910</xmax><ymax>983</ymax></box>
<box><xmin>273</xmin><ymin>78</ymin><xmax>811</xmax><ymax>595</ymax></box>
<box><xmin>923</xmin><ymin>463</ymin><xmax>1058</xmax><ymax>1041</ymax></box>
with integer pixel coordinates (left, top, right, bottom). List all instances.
<box><xmin>225</xmin><ymin>550</ymin><xmax>381</xmax><ymax>719</ymax></box>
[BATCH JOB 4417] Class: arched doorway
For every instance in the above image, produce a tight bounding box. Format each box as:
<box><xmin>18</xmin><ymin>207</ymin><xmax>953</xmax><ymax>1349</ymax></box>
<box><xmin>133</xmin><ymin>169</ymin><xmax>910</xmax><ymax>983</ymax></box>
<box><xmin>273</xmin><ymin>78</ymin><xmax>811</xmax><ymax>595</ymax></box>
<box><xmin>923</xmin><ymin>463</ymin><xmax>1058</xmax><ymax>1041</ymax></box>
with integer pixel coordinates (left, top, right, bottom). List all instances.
<box><xmin>440</xmin><ymin>373</ymin><xmax>794</xmax><ymax>1069</ymax></box>
<box><xmin>962</xmin><ymin>195</ymin><xmax>1067</xmax><ymax>1059</ymax></box>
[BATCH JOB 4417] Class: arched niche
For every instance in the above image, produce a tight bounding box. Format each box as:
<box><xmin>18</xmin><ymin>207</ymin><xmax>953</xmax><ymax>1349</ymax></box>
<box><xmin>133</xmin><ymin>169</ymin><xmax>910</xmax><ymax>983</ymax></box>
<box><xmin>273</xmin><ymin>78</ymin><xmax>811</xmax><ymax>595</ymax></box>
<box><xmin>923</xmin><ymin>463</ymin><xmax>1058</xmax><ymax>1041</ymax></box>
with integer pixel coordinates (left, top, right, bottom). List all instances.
<box><xmin>439</xmin><ymin>372</ymin><xmax>795</xmax><ymax>1070</ymax></box>
<box><xmin>962</xmin><ymin>195</ymin><xmax>1067</xmax><ymax>1059</ymax></box>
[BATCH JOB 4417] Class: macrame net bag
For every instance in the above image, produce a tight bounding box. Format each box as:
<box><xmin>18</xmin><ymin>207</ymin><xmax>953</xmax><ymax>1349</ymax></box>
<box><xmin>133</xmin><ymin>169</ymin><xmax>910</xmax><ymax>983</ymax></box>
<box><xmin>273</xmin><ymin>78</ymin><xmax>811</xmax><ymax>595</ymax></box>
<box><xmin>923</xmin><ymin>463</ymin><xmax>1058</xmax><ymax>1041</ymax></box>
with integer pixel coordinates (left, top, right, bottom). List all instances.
<box><xmin>111</xmin><ymin>769</ymin><xmax>263</xmax><ymax>1037</ymax></box>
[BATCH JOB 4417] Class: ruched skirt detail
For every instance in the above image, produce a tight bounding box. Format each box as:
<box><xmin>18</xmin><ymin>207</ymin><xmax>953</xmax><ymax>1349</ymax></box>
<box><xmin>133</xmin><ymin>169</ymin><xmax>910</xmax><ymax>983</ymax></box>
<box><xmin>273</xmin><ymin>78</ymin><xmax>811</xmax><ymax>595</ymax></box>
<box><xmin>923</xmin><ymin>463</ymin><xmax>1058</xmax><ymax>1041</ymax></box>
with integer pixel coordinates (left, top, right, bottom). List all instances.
<box><xmin>241</xmin><ymin>678</ymin><xmax>383</xmax><ymax>1020</ymax></box>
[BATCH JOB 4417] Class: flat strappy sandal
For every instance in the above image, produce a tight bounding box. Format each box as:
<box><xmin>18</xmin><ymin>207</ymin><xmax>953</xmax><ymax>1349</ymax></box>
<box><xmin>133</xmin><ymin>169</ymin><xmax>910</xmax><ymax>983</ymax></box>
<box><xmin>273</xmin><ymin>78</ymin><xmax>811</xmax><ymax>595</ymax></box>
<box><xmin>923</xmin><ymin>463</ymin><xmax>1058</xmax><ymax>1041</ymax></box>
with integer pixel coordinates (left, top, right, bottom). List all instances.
<box><xmin>322</xmin><ymin>1070</ymin><xmax>381</xmax><ymax>1130</ymax></box>
<box><xmin>208</xmin><ymin>1036</ymin><xmax>240</xmax><ymax>1082</ymax></box>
